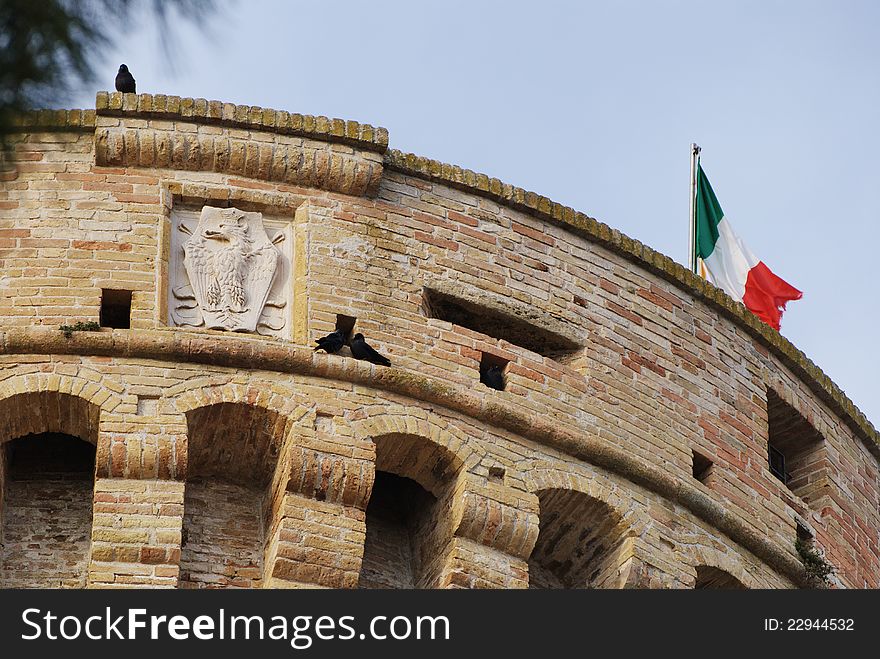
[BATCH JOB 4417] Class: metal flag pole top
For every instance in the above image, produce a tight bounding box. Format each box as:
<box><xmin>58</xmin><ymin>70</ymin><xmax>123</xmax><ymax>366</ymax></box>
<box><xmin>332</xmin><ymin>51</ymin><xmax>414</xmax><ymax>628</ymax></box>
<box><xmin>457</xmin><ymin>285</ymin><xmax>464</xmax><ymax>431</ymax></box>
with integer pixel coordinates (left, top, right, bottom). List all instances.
<box><xmin>689</xmin><ymin>143</ymin><xmax>701</xmax><ymax>274</ymax></box>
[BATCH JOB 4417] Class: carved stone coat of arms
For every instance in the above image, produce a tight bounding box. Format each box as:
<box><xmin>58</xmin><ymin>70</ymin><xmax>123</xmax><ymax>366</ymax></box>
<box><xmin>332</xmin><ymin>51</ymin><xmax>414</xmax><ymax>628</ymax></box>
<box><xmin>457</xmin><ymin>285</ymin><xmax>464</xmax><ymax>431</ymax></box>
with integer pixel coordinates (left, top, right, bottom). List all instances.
<box><xmin>173</xmin><ymin>206</ymin><xmax>282</xmax><ymax>333</ymax></box>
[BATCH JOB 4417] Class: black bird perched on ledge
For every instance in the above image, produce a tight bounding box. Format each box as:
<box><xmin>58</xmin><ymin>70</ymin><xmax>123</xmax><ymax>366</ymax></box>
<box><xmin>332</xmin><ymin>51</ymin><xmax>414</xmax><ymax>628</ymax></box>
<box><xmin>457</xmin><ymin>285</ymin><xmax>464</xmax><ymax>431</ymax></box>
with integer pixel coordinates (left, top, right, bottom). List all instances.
<box><xmin>350</xmin><ymin>333</ymin><xmax>391</xmax><ymax>366</ymax></box>
<box><xmin>115</xmin><ymin>64</ymin><xmax>136</xmax><ymax>93</ymax></box>
<box><xmin>314</xmin><ymin>329</ymin><xmax>346</xmax><ymax>354</ymax></box>
<box><xmin>480</xmin><ymin>364</ymin><xmax>505</xmax><ymax>391</ymax></box>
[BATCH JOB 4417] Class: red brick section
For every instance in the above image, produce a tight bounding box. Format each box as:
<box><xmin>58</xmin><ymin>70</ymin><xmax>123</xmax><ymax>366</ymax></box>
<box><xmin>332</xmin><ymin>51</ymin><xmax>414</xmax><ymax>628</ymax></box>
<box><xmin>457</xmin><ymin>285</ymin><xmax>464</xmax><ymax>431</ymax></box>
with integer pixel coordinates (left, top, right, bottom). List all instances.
<box><xmin>88</xmin><ymin>479</ymin><xmax>184</xmax><ymax>588</ymax></box>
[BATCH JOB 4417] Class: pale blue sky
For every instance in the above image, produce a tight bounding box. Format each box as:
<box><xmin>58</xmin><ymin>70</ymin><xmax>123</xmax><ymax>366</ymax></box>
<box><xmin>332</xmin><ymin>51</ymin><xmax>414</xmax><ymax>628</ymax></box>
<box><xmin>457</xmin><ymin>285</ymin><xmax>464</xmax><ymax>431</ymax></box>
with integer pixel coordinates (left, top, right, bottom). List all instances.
<box><xmin>71</xmin><ymin>0</ymin><xmax>879</xmax><ymax>427</ymax></box>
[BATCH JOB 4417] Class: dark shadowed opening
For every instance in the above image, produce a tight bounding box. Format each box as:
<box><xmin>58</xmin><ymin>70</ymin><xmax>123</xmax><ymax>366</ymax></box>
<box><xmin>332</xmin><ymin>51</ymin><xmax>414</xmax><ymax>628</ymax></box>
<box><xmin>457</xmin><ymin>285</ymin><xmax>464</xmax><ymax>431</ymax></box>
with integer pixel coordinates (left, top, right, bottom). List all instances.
<box><xmin>479</xmin><ymin>352</ymin><xmax>508</xmax><ymax>391</ymax></box>
<box><xmin>359</xmin><ymin>433</ymin><xmax>463</xmax><ymax>589</ymax></box>
<box><xmin>766</xmin><ymin>388</ymin><xmax>826</xmax><ymax>510</ymax></box>
<box><xmin>0</xmin><ymin>433</ymin><xmax>96</xmax><ymax>588</ymax></box>
<box><xmin>692</xmin><ymin>449</ymin><xmax>714</xmax><ymax>483</ymax></box>
<box><xmin>358</xmin><ymin>471</ymin><xmax>437</xmax><ymax>589</ymax></box>
<box><xmin>335</xmin><ymin>314</ymin><xmax>357</xmax><ymax>344</ymax></box>
<box><xmin>422</xmin><ymin>287</ymin><xmax>580</xmax><ymax>359</ymax></box>
<box><xmin>100</xmin><ymin>289</ymin><xmax>132</xmax><ymax>329</ymax></box>
<box><xmin>694</xmin><ymin>566</ymin><xmax>746</xmax><ymax>589</ymax></box>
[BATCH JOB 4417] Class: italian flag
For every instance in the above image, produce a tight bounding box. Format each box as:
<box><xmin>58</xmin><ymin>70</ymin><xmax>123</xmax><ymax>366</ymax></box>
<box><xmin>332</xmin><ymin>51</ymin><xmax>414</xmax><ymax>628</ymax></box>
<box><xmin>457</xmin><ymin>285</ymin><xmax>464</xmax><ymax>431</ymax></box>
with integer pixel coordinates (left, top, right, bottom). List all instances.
<box><xmin>694</xmin><ymin>163</ymin><xmax>802</xmax><ymax>331</ymax></box>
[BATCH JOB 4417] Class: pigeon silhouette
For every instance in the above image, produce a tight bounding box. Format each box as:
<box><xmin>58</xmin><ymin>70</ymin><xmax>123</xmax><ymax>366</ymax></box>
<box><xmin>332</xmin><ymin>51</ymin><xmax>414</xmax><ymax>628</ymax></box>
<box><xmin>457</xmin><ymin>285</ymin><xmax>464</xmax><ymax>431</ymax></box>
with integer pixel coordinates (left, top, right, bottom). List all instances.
<box><xmin>314</xmin><ymin>329</ymin><xmax>346</xmax><ymax>354</ymax></box>
<box><xmin>350</xmin><ymin>333</ymin><xmax>391</xmax><ymax>366</ymax></box>
<box><xmin>480</xmin><ymin>364</ymin><xmax>505</xmax><ymax>390</ymax></box>
<box><xmin>115</xmin><ymin>64</ymin><xmax>136</xmax><ymax>93</ymax></box>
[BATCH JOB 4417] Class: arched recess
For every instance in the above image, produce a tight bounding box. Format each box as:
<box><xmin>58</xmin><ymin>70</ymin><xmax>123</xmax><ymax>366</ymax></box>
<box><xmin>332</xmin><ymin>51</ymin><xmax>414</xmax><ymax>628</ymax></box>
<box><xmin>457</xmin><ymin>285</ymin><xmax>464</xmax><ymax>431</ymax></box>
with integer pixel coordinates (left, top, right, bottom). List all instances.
<box><xmin>528</xmin><ymin>488</ymin><xmax>632</xmax><ymax>588</ymax></box>
<box><xmin>179</xmin><ymin>401</ymin><xmax>290</xmax><ymax>589</ymax></box>
<box><xmin>521</xmin><ymin>465</ymin><xmax>650</xmax><ymax>589</ymax></box>
<box><xmin>0</xmin><ymin>391</ymin><xmax>100</xmax><ymax>588</ymax></box>
<box><xmin>694</xmin><ymin>566</ymin><xmax>747</xmax><ymax>589</ymax></box>
<box><xmin>686</xmin><ymin>544</ymin><xmax>761</xmax><ymax>589</ymax></box>
<box><xmin>357</xmin><ymin>431</ymin><xmax>465</xmax><ymax>589</ymax></box>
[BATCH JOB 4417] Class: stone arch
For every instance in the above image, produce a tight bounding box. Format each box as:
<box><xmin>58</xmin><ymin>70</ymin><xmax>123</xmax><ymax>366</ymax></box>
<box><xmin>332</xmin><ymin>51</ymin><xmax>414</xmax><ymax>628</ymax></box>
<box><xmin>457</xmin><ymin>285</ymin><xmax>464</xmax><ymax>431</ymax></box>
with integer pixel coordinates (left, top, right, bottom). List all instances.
<box><xmin>520</xmin><ymin>463</ymin><xmax>651</xmax><ymax>589</ymax></box>
<box><xmin>0</xmin><ymin>375</ymin><xmax>116</xmax><ymax>588</ymax></box>
<box><xmin>694</xmin><ymin>566</ymin><xmax>747</xmax><ymax>589</ymax></box>
<box><xmin>0</xmin><ymin>372</ymin><xmax>124</xmax><ymax>445</ymax></box>
<box><xmin>349</xmin><ymin>409</ymin><xmax>477</xmax><ymax>484</ymax></box>
<box><xmin>172</xmin><ymin>380</ymin><xmax>308</xmax><ymax>477</ymax></box>
<box><xmin>177</xmin><ymin>384</ymin><xmax>302</xmax><ymax>589</ymax></box>
<box><xmin>688</xmin><ymin>545</ymin><xmax>759</xmax><ymax>589</ymax></box>
<box><xmin>351</xmin><ymin>410</ymin><xmax>472</xmax><ymax>589</ymax></box>
<box><xmin>172</xmin><ymin>380</ymin><xmax>303</xmax><ymax>421</ymax></box>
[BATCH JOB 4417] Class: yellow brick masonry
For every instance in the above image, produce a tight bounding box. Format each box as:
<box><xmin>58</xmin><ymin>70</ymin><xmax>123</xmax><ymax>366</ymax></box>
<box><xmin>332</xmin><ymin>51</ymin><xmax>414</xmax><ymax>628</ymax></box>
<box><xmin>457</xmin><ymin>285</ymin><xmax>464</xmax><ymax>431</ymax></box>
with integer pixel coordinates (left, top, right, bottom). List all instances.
<box><xmin>0</xmin><ymin>93</ymin><xmax>877</xmax><ymax>589</ymax></box>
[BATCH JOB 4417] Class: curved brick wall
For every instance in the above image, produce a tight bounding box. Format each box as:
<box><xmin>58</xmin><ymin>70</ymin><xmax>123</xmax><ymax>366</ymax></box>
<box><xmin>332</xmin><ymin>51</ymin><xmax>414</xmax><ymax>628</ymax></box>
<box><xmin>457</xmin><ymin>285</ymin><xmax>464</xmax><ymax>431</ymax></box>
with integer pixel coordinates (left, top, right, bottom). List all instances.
<box><xmin>0</xmin><ymin>93</ymin><xmax>877</xmax><ymax>589</ymax></box>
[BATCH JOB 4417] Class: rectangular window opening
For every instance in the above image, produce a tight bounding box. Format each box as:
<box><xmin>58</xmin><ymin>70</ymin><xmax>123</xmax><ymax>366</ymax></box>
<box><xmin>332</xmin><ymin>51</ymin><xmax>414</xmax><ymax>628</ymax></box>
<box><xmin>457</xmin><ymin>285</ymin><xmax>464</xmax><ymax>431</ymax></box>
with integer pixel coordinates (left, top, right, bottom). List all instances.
<box><xmin>100</xmin><ymin>289</ymin><xmax>132</xmax><ymax>329</ymax></box>
<box><xmin>422</xmin><ymin>288</ymin><xmax>580</xmax><ymax>359</ymax></box>
<box><xmin>766</xmin><ymin>388</ymin><xmax>826</xmax><ymax>511</ymax></box>
<box><xmin>480</xmin><ymin>352</ymin><xmax>509</xmax><ymax>391</ymax></box>
<box><xmin>768</xmin><ymin>443</ymin><xmax>788</xmax><ymax>484</ymax></box>
<box><xmin>692</xmin><ymin>450</ymin><xmax>714</xmax><ymax>484</ymax></box>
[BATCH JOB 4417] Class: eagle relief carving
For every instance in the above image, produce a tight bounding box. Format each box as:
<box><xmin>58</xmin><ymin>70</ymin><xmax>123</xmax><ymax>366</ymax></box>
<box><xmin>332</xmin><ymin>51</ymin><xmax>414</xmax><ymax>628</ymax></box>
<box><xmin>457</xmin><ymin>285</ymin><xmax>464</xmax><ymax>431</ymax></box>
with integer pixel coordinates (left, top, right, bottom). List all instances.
<box><xmin>172</xmin><ymin>206</ymin><xmax>285</xmax><ymax>333</ymax></box>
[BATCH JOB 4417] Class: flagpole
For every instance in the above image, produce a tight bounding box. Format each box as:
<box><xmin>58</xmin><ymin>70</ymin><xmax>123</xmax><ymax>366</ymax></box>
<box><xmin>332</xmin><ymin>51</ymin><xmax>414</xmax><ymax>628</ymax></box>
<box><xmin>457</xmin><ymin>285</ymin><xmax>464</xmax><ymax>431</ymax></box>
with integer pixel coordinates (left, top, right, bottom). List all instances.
<box><xmin>689</xmin><ymin>143</ymin><xmax>701</xmax><ymax>274</ymax></box>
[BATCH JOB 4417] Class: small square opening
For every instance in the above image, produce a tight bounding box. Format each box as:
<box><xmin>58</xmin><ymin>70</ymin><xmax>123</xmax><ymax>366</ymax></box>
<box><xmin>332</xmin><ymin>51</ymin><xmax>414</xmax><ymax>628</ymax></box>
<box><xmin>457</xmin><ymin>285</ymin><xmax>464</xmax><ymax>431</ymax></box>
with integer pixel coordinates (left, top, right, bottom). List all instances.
<box><xmin>479</xmin><ymin>352</ymin><xmax>508</xmax><ymax>391</ymax></box>
<box><xmin>488</xmin><ymin>466</ymin><xmax>506</xmax><ymax>484</ymax></box>
<box><xmin>100</xmin><ymin>289</ymin><xmax>132</xmax><ymax>329</ymax></box>
<box><xmin>796</xmin><ymin>522</ymin><xmax>813</xmax><ymax>544</ymax></box>
<box><xmin>692</xmin><ymin>450</ymin><xmax>714</xmax><ymax>483</ymax></box>
<box><xmin>335</xmin><ymin>314</ymin><xmax>357</xmax><ymax>345</ymax></box>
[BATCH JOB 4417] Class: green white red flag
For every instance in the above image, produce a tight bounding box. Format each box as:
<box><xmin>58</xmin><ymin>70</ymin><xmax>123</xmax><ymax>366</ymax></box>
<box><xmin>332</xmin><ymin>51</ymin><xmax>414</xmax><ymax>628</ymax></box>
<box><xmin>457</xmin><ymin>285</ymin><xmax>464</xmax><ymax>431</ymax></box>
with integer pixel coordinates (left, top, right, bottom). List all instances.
<box><xmin>694</xmin><ymin>162</ymin><xmax>802</xmax><ymax>330</ymax></box>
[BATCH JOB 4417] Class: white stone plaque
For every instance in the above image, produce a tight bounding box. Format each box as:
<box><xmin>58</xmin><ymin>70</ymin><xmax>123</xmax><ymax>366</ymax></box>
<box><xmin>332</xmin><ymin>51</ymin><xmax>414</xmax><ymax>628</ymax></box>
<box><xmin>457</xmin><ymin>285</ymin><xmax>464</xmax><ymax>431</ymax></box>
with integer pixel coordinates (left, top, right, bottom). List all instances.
<box><xmin>169</xmin><ymin>205</ymin><xmax>291</xmax><ymax>337</ymax></box>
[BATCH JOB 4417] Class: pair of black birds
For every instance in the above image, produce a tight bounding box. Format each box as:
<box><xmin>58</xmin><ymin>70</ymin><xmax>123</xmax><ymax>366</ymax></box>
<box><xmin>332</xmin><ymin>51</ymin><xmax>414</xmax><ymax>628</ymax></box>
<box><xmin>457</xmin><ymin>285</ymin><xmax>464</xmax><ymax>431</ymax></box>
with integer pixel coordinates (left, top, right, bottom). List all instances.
<box><xmin>314</xmin><ymin>330</ymin><xmax>391</xmax><ymax>367</ymax></box>
<box><xmin>316</xmin><ymin>328</ymin><xmax>505</xmax><ymax>389</ymax></box>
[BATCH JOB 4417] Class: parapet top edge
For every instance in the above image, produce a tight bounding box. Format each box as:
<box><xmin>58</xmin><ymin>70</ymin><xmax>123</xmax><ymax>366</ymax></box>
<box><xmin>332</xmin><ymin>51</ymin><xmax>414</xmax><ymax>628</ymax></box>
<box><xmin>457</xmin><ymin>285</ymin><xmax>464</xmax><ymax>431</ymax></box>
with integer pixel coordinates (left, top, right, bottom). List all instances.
<box><xmin>7</xmin><ymin>94</ymin><xmax>390</xmax><ymax>153</ymax></box>
<box><xmin>95</xmin><ymin>91</ymin><xmax>389</xmax><ymax>153</ymax></box>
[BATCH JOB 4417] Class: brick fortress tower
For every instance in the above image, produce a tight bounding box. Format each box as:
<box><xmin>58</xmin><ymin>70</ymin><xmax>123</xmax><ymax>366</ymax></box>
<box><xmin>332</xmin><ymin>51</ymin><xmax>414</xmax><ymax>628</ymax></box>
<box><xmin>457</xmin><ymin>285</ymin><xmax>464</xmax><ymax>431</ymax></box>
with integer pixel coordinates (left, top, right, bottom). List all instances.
<box><xmin>0</xmin><ymin>93</ymin><xmax>876</xmax><ymax>588</ymax></box>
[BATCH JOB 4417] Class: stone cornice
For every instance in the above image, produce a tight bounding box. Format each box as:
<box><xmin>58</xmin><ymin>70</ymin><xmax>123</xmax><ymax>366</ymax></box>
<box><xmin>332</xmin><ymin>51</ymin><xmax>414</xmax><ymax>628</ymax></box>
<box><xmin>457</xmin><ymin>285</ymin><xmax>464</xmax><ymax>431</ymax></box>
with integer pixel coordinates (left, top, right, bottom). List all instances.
<box><xmin>384</xmin><ymin>149</ymin><xmax>879</xmax><ymax>454</ymax></box>
<box><xmin>96</xmin><ymin>92</ymin><xmax>388</xmax><ymax>153</ymax></box>
<box><xmin>0</xmin><ymin>327</ymin><xmax>811</xmax><ymax>586</ymax></box>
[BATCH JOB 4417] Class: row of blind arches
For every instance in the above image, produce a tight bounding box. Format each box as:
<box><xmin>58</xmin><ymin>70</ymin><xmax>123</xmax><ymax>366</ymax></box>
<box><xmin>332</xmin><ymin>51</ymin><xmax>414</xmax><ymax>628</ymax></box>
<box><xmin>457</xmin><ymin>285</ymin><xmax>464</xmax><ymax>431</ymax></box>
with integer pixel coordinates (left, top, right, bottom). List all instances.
<box><xmin>0</xmin><ymin>396</ymin><xmax>746</xmax><ymax>589</ymax></box>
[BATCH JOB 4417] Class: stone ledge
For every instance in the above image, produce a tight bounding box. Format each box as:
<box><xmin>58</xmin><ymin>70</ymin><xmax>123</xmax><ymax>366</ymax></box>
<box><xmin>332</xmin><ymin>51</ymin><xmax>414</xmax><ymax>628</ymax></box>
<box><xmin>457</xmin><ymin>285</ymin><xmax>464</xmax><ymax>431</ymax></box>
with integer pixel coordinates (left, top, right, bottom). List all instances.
<box><xmin>11</xmin><ymin>109</ymin><xmax>96</xmax><ymax>132</ymax></box>
<box><xmin>95</xmin><ymin>92</ymin><xmax>388</xmax><ymax>153</ymax></box>
<box><xmin>385</xmin><ymin>149</ymin><xmax>878</xmax><ymax>453</ymax></box>
<box><xmin>0</xmin><ymin>327</ymin><xmax>811</xmax><ymax>587</ymax></box>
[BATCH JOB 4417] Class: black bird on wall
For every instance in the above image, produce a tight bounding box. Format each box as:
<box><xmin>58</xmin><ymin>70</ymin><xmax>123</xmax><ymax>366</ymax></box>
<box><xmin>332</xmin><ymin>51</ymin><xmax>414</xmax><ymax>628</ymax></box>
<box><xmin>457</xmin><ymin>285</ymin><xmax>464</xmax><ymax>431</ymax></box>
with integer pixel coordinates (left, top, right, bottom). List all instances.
<box><xmin>480</xmin><ymin>364</ymin><xmax>505</xmax><ymax>391</ymax></box>
<box><xmin>350</xmin><ymin>333</ymin><xmax>391</xmax><ymax>366</ymax></box>
<box><xmin>115</xmin><ymin>64</ymin><xmax>136</xmax><ymax>93</ymax></box>
<box><xmin>314</xmin><ymin>329</ymin><xmax>346</xmax><ymax>354</ymax></box>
